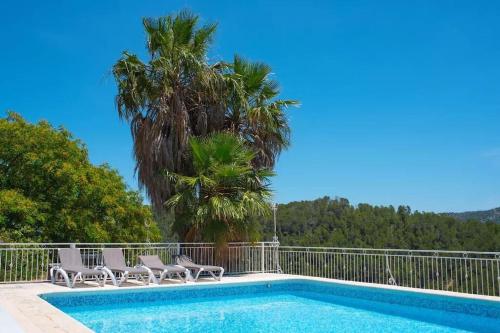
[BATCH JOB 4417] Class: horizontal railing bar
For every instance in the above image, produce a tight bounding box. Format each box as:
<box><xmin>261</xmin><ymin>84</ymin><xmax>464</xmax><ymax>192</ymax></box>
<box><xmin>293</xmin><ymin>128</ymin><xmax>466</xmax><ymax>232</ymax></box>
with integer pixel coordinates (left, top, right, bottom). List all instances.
<box><xmin>0</xmin><ymin>242</ymin><xmax>277</xmax><ymax>246</ymax></box>
<box><xmin>279</xmin><ymin>246</ymin><xmax>500</xmax><ymax>255</ymax></box>
<box><xmin>278</xmin><ymin>251</ymin><xmax>499</xmax><ymax>260</ymax></box>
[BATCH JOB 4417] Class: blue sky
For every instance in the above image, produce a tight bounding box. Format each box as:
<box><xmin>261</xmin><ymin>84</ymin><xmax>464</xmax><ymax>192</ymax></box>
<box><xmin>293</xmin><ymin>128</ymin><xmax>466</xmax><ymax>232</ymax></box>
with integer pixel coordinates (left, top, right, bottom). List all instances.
<box><xmin>1</xmin><ymin>0</ymin><xmax>499</xmax><ymax>212</ymax></box>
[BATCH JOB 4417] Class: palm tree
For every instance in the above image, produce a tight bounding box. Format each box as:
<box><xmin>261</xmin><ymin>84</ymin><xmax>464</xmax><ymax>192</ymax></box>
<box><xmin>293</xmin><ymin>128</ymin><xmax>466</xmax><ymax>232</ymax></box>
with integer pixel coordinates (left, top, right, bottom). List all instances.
<box><xmin>165</xmin><ymin>133</ymin><xmax>273</xmax><ymax>244</ymax></box>
<box><xmin>112</xmin><ymin>11</ymin><xmax>228</xmax><ymax>209</ymax></box>
<box><xmin>113</xmin><ymin>11</ymin><xmax>297</xmax><ymax>216</ymax></box>
<box><xmin>227</xmin><ymin>55</ymin><xmax>298</xmax><ymax>168</ymax></box>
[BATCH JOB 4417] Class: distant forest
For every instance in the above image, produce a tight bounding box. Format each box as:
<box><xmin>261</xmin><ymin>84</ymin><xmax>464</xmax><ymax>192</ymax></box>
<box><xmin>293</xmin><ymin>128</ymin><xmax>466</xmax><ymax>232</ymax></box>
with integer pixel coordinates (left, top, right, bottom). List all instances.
<box><xmin>260</xmin><ymin>197</ymin><xmax>500</xmax><ymax>251</ymax></box>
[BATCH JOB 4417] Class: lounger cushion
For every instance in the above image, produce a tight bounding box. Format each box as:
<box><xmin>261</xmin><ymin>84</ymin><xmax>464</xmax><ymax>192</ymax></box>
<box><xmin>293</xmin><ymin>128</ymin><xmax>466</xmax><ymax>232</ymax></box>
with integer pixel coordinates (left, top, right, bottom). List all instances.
<box><xmin>183</xmin><ymin>263</ymin><xmax>223</xmax><ymax>271</ymax></box>
<box><xmin>108</xmin><ymin>266</ymin><xmax>149</xmax><ymax>275</ymax></box>
<box><xmin>58</xmin><ymin>248</ymin><xmax>105</xmax><ymax>276</ymax></box>
<box><xmin>164</xmin><ymin>265</ymin><xmax>188</xmax><ymax>273</ymax></box>
<box><xmin>139</xmin><ymin>255</ymin><xmax>187</xmax><ymax>274</ymax></box>
<box><xmin>148</xmin><ymin>265</ymin><xmax>187</xmax><ymax>274</ymax></box>
<box><xmin>102</xmin><ymin>248</ymin><xmax>130</xmax><ymax>268</ymax></box>
<box><xmin>62</xmin><ymin>266</ymin><xmax>106</xmax><ymax>276</ymax></box>
<box><xmin>59</xmin><ymin>248</ymin><xmax>85</xmax><ymax>268</ymax></box>
<box><xmin>139</xmin><ymin>255</ymin><xmax>164</xmax><ymax>269</ymax></box>
<box><xmin>176</xmin><ymin>256</ymin><xmax>222</xmax><ymax>271</ymax></box>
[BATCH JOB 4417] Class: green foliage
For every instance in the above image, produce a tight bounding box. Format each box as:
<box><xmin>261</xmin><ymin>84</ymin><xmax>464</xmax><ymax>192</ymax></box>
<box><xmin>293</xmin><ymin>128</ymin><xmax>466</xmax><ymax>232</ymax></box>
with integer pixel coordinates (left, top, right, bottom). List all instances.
<box><xmin>0</xmin><ymin>112</ymin><xmax>161</xmax><ymax>243</ymax></box>
<box><xmin>165</xmin><ymin>133</ymin><xmax>273</xmax><ymax>245</ymax></box>
<box><xmin>261</xmin><ymin>196</ymin><xmax>500</xmax><ymax>251</ymax></box>
<box><xmin>0</xmin><ymin>189</ymin><xmax>42</xmax><ymax>242</ymax></box>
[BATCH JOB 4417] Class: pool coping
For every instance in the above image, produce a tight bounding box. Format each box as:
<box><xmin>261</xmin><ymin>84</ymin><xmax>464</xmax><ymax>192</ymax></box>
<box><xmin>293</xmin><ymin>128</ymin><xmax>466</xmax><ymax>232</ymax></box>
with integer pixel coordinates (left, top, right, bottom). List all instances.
<box><xmin>1</xmin><ymin>273</ymin><xmax>499</xmax><ymax>332</ymax></box>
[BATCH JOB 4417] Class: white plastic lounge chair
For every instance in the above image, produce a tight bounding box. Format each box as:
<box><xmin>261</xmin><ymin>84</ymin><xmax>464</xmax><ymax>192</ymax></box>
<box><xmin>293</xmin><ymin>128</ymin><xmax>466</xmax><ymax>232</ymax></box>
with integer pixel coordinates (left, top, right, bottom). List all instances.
<box><xmin>102</xmin><ymin>248</ymin><xmax>156</xmax><ymax>286</ymax></box>
<box><xmin>50</xmin><ymin>248</ymin><xmax>107</xmax><ymax>288</ymax></box>
<box><xmin>175</xmin><ymin>255</ymin><xmax>224</xmax><ymax>281</ymax></box>
<box><xmin>139</xmin><ymin>255</ymin><xmax>190</xmax><ymax>283</ymax></box>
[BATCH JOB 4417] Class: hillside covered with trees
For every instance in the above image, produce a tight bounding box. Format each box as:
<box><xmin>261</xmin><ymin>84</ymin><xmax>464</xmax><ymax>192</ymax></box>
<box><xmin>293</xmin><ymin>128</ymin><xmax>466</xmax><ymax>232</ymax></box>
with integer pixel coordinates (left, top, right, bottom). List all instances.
<box><xmin>260</xmin><ymin>197</ymin><xmax>500</xmax><ymax>251</ymax></box>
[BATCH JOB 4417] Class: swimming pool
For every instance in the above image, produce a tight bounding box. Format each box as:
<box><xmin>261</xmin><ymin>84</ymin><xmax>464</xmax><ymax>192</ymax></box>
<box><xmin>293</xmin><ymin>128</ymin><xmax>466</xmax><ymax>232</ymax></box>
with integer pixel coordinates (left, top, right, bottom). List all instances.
<box><xmin>40</xmin><ymin>279</ymin><xmax>500</xmax><ymax>333</ymax></box>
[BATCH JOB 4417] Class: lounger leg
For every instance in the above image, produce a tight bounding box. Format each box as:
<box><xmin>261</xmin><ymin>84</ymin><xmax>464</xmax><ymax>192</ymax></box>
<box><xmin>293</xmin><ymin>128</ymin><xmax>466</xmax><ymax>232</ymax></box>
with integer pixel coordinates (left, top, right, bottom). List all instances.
<box><xmin>141</xmin><ymin>266</ymin><xmax>156</xmax><ymax>284</ymax></box>
<box><xmin>194</xmin><ymin>268</ymin><xmax>204</xmax><ymax>281</ymax></box>
<box><xmin>119</xmin><ymin>271</ymin><xmax>129</xmax><ymax>286</ymax></box>
<box><xmin>57</xmin><ymin>268</ymin><xmax>72</xmax><ymax>288</ymax></box>
<box><xmin>102</xmin><ymin>267</ymin><xmax>117</xmax><ymax>286</ymax></box>
<box><xmin>95</xmin><ymin>274</ymin><xmax>105</xmax><ymax>287</ymax></box>
<box><xmin>184</xmin><ymin>269</ymin><xmax>193</xmax><ymax>282</ymax></box>
<box><xmin>207</xmin><ymin>268</ymin><xmax>224</xmax><ymax>281</ymax></box>
<box><xmin>159</xmin><ymin>271</ymin><xmax>168</xmax><ymax>284</ymax></box>
<box><xmin>95</xmin><ymin>267</ymin><xmax>107</xmax><ymax>287</ymax></box>
<box><xmin>148</xmin><ymin>273</ymin><xmax>154</xmax><ymax>285</ymax></box>
<box><xmin>72</xmin><ymin>272</ymin><xmax>82</xmax><ymax>287</ymax></box>
<box><xmin>177</xmin><ymin>271</ymin><xmax>188</xmax><ymax>283</ymax></box>
<box><xmin>50</xmin><ymin>266</ymin><xmax>57</xmax><ymax>284</ymax></box>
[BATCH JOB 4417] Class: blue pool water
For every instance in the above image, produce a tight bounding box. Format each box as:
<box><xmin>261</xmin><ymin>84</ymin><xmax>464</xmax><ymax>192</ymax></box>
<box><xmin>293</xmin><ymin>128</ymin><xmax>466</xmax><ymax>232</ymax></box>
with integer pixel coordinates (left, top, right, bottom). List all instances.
<box><xmin>41</xmin><ymin>279</ymin><xmax>500</xmax><ymax>333</ymax></box>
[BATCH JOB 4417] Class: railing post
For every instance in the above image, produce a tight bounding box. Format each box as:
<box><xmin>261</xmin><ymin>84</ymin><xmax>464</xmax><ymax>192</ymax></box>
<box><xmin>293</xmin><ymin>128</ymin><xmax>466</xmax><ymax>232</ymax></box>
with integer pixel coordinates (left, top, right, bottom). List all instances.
<box><xmin>261</xmin><ymin>242</ymin><xmax>265</xmax><ymax>273</ymax></box>
<box><xmin>274</xmin><ymin>240</ymin><xmax>282</xmax><ymax>274</ymax></box>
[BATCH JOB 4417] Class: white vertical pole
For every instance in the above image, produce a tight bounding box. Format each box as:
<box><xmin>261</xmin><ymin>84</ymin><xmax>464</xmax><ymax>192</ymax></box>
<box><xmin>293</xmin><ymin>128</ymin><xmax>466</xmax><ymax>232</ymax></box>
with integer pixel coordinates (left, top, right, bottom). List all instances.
<box><xmin>271</xmin><ymin>203</ymin><xmax>282</xmax><ymax>273</ymax></box>
<box><xmin>261</xmin><ymin>242</ymin><xmax>265</xmax><ymax>273</ymax></box>
<box><xmin>272</xmin><ymin>203</ymin><xmax>278</xmax><ymax>243</ymax></box>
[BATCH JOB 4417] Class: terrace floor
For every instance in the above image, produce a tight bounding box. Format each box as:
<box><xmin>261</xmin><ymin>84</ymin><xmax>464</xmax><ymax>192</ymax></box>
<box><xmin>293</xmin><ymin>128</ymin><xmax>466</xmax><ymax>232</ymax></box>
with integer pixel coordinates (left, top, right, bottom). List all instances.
<box><xmin>1</xmin><ymin>273</ymin><xmax>499</xmax><ymax>333</ymax></box>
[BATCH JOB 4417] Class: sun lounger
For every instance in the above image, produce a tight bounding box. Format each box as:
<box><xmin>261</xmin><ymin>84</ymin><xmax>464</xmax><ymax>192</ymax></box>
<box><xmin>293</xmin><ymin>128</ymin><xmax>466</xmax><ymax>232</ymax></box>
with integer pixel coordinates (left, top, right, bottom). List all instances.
<box><xmin>50</xmin><ymin>248</ymin><xmax>107</xmax><ymax>288</ymax></box>
<box><xmin>174</xmin><ymin>254</ymin><xmax>224</xmax><ymax>281</ymax></box>
<box><xmin>102</xmin><ymin>248</ymin><xmax>156</xmax><ymax>286</ymax></box>
<box><xmin>139</xmin><ymin>255</ymin><xmax>190</xmax><ymax>283</ymax></box>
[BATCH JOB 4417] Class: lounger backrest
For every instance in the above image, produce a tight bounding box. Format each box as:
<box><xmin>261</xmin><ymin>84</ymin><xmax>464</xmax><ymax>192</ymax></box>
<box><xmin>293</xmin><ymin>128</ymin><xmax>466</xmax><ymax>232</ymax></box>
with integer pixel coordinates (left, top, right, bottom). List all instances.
<box><xmin>102</xmin><ymin>248</ymin><xmax>127</xmax><ymax>268</ymax></box>
<box><xmin>175</xmin><ymin>255</ymin><xmax>194</xmax><ymax>266</ymax></box>
<box><xmin>58</xmin><ymin>248</ymin><xmax>84</xmax><ymax>268</ymax></box>
<box><xmin>139</xmin><ymin>255</ymin><xmax>164</xmax><ymax>267</ymax></box>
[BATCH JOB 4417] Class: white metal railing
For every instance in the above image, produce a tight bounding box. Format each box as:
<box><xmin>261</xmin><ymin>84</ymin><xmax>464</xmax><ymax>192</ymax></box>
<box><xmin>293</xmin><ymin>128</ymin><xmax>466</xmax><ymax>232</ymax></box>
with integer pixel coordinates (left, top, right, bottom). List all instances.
<box><xmin>279</xmin><ymin>246</ymin><xmax>500</xmax><ymax>297</ymax></box>
<box><xmin>0</xmin><ymin>242</ymin><xmax>279</xmax><ymax>283</ymax></box>
<box><xmin>1</xmin><ymin>242</ymin><xmax>499</xmax><ymax>297</ymax></box>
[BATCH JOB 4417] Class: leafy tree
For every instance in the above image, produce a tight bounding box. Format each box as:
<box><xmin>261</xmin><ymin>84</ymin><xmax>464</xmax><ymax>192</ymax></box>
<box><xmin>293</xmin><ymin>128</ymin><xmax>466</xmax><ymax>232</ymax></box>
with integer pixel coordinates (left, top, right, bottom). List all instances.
<box><xmin>0</xmin><ymin>112</ymin><xmax>161</xmax><ymax>243</ymax></box>
<box><xmin>112</xmin><ymin>11</ymin><xmax>296</xmax><ymax>217</ymax></box>
<box><xmin>165</xmin><ymin>133</ymin><xmax>273</xmax><ymax>245</ymax></box>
